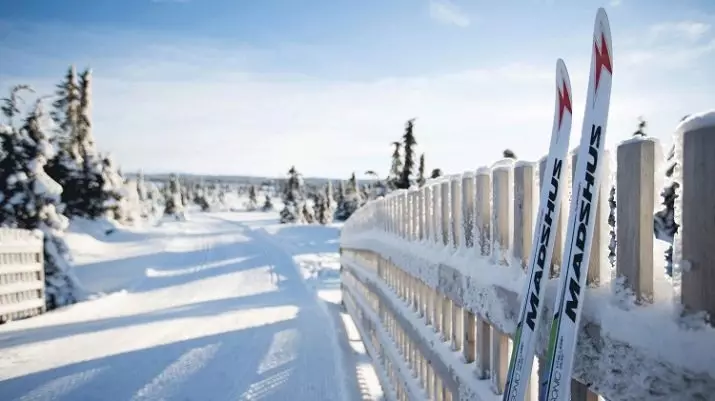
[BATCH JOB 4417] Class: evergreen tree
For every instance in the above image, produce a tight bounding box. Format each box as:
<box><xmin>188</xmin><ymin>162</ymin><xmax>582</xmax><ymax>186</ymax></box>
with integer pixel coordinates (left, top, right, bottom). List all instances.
<box><xmin>607</xmin><ymin>185</ymin><xmax>616</xmax><ymax>269</ymax></box>
<box><xmin>51</xmin><ymin>66</ymin><xmax>81</xmax><ymax>161</ymax></box>
<box><xmin>100</xmin><ymin>154</ymin><xmax>125</xmax><ymax>221</ymax></box>
<box><xmin>430</xmin><ymin>168</ymin><xmax>442</xmax><ymax>179</ymax></box>
<box><xmin>301</xmin><ymin>202</ymin><xmax>314</xmax><ymax>224</ymax></box>
<box><xmin>193</xmin><ymin>183</ymin><xmax>210</xmax><ymax>212</ymax></box>
<box><xmin>313</xmin><ymin>191</ymin><xmax>331</xmax><ymax>225</ymax></box>
<box><xmin>0</xmin><ymin>96</ymin><xmax>83</xmax><ymax>310</ymax></box>
<box><xmin>335</xmin><ymin>173</ymin><xmax>362</xmax><ymax>221</ymax></box>
<box><xmin>77</xmin><ymin>68</ymin><xmax>108</xmax><ymax>219</ymax></box>
<box><xmin>280</xmin><ymin>166</ymin><xmax>304</xmax><ymax>223</ymax></box>
<box><xmin>654</xmin><ymin>116</ymin><xmax>684</xmax><ymax>276</ymax></box>
<box><xmin>46</xmin><ymin>66</ymin><xmax>83</xmax><ymax>217</ymax></box>
<box><xmin>365</xmin><ymin>170</ymin><xmax>386</xmax><ymax>198</ymax></box>
<box><xmin>1</xmin><ymin>85</ymin><xmax>33</xmax><ymax>126</ymax></box>
<box><xmin>247</xmin><ymin>185</ymin><xmax>258</xmax><ymax>211</ymax></box>
<box><xmin>397</xmin><ymin>118</ymin><xmax>417</xmax><ymax>189</ymax></box>
<box><xmin>388</xmin><ymin>141</ymin><xmax>402</xmax><ymax>190</ymax></box>
<box><xmin>46</xmin><ymin>66</ymin><xmax>116</xmax><ymax>220</ymax></box>
<box><xmin>136</xmin><ymin>170</ymin><xmax>148</xmax><ymax>202</ymax></box>
<box><xmin>325</xmin><ymin>180</ymin><xmax>336</xmax><ymax>211</ymax></box>
<box><xmin>164</xmin><ymin>174</ymin><xmax>185</xmax><ymax>219</ymax></box>
<box><xmin>417</xmin><ymin>153</ymin><xmax>426</xmax><ymax>187</ymax></box>
<box><xmin>261</xmin><ymin>194</ymin><xmax>274</xmax><ymax>211</ymax></box>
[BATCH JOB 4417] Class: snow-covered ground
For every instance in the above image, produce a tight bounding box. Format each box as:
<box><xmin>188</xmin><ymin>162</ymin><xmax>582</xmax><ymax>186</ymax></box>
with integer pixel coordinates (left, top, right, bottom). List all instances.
<box><xmin>0</xmin><ymin>210</ymin><xmax>383</xmax><ymax>401</ymax></box>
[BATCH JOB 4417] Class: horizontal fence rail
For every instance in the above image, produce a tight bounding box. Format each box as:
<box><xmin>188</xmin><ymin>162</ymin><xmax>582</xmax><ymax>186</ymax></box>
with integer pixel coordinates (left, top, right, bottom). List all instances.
<box><xmin>339</xmin><ymin>121</ymin><xmax>715</xmax><ymax>401</ymax></box>
<box><xmin>0</xmin><ymin>228</ymin><xmax>45</xmax><ymax>323</ymax></box>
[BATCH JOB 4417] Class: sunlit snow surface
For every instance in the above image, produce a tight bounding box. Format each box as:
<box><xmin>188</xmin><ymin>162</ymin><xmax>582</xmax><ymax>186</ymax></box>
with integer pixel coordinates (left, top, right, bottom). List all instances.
<box><xmin>0</xmin><ymin>209</ymin><xmax>383</xmax><ymax>401</ymax></box>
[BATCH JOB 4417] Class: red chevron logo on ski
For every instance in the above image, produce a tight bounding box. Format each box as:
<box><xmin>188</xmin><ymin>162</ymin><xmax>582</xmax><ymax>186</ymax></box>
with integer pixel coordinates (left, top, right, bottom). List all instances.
<box><xmin>557</xmin><ymin>79</ymin><xmax>572</xmax><ymax>129</ymax></box>
<box><xmin>594</xmin><ymin>31</ymin><xmax>612</xmax><ymax>94</ymax></box>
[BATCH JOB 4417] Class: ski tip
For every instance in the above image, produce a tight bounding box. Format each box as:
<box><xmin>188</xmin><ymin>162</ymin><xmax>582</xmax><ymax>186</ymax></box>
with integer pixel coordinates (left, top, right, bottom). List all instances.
<box><xmin>595</xmin><ymin>8</ymin><xmax>612</xmax><ymax>42</ymax></box>
<box><xmin>555</xmin><ymin>58</ymin><xmax>572</xmax><ymax>130</ymax></box>
<box><xmin>592</xmin><ymin>7</ymin><xmax>613</xmax><ymax>94</ymax></box>
<box><xmin>555</xmin><ymin>58</ymin><xmax>571</xmax><ymax>90</ymax></box>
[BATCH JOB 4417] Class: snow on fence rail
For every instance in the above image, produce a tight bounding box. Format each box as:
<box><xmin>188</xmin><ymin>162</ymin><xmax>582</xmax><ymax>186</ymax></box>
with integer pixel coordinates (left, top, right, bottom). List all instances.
<box><xmin>0</xmin><ymin>228</ymin><xmax>45</xmax><ymax>323</ymax></box>
<box><xmin>339</xmin><ymin>115</ymin><xmax>715</xmax><ymax>401</ymax></box>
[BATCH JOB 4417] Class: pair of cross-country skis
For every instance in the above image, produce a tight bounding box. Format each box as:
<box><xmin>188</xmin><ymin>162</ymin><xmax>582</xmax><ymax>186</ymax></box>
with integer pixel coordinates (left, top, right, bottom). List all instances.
<box><xmin>502</xmin><ymin>7</ymin><xmax>613</xmax><ymax>401</ymax></box>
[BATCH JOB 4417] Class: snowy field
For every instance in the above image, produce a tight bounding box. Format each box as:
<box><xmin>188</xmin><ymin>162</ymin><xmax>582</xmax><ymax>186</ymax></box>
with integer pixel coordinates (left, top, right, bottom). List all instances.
<box><xmin>0</xmin><ymin>210</ymin><xmax>383</xmax><ymax>401</ymax></box>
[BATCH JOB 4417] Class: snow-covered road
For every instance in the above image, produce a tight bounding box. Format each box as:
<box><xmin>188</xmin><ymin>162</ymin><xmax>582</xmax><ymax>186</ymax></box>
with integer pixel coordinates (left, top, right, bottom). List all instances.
<box><xmin>0</xmin><ymin>212</ymin><xmax>383</xmax><ymax>401</ymax></box>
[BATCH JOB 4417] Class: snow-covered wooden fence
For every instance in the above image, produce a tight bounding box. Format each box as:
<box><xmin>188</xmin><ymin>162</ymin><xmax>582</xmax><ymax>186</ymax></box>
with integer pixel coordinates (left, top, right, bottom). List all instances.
<box><xmin>0</xmin><ymin>228</ymin><xmax>45</xmax><ymax>323</ymax></box>
<box><xmin>339</xmin><ymin>114</ymin><xmax>715</xmax><ymax>401</ymax></box>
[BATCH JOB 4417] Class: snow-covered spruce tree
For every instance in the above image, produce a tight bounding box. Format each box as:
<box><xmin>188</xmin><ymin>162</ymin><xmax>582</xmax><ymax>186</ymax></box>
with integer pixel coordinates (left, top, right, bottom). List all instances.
<box><xmin>325</xmin><ymin>180</ymin><xmax>336</xmax><ymax>214</ymax></box>
<box><xmin>654</xmin><ymin>116</ymin><xmax>684</xmax><ymax>276</ymax></box>
<box><xmin>164</xmin><ymin>174</ymin><xmax>185</xmax><ymax>219</ymax></box>
<box><xmin>145</xmin><ymin>181</ymin><xmax>164</xmax><ymax>219</ymax></box>
<box><xmin>607</xmin><ymin>185</ymin><xmax>616</xmax><ymax>269</ymax></box>
<box><xmin>313</xmin><ymin>192</ymin><xmax>331</xmax><ymax>225</ymax></box>
<box><xmin>46</xmin><ymin>66</ymin><xmax>83</xmax><ymax>217</ymax></box>
<box><xmin>261</xmin><ymin>193</ymin><xmax>274</xmax><ymax>211</ymax></box>
<box><xmin>334</xmin><ymin>180</ymin><xmax>346</xmax><ymax>215</ymax></box>
<box><xmin>135</xmin><ymin>170</ymin><xmax>154</xmax><ymax>219</ymax></box>
<box><xmin>247</xmin><ymin>185</ymin><xmax>258</xmax><ymax>211</ymax></box>
<box><xmin>280</xmin><ymin>166</ymin><xmax>304</xmax><ymax>223</ymax></box>
<box><xmin>0</xmin><ymin>94</ymin><xmax>83</xmax><ymax>310</ymax></box>
<box><xmin>120</xmin><ymin>179</ymin><xmax>143</xmax><ymax>225</ymax></box>
<box><xmin>365</xmin><ymin>171</ymin><xmax>386</xmax><ymax>199</ymax></box>
<box><xmin>334</xmin><ymin>173</ymin><xmax>362</xmax><ymax>221</ymax></box>
<box><xmin>46</xmin><ymin>67</ymin><xmax>114</xmax><ymax>220</ymax></box>
<box><xmin>302</xmin><ymin>202</ymin><xmax>314</xmax><ymax>224</ymax></box>
<box><xmin>77</xmin><ymin>68</ymin><xmax>110</xmax><ymax>219</ymax></box>
<box><xmin>417</xmin><ymin>153</ymin><xmax>426</xmax><ymax>187</ymax></box>
<box><xmin>387</xmin><ymin>141</ymin><xmax>402</xmax><ymax>190</ymax></box>
<box><xmin>193</xmin><ymin>183</ymin><xmax>211</xmax><ymax>212</ymax></box>
<box><xmin>100</xmin><ymin>154</ymin><xmax>126</xmax><ymax>222</ymax></box>
<box><xmin>397</xmin><ymin>118</ymin><xmax>417</xmax><ymax>190</ymax></box>
<box><xmin>360</xmin><ymin>184</ymin><xmax>370</xmax><ymax>205</ymax></box>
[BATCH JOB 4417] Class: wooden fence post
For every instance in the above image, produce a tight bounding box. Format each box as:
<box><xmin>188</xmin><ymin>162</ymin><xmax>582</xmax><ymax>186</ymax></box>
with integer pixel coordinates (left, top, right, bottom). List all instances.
<box><xmin>433</xmin><ymin>184</ymin><xmax>442</xmax><ymax>245</ymax></box>
<box><xmin>514</xmin><ymin>161</ymin><xmax>536</xmax><ymax>269</ymax></box>
<box><xmin>492</xmin><ymin>163</ymin><xmax>514</xmax><ymax>264</ymax></box>
<box><xmin>678</xmin><ymin>120</ymin><xmax>715</xmax><ymax>323</ymax></box>
<box><xmin>476</xmin><ymin>168</ymin><xmax>492</xmax><ymax>256</ymax></box>
<box><xmin>441</xmin><ymin>181</ymin><xmax>451</xmax><ymax>246</ymax></box>
<box><xmin>617</xmin><ymin>138</ymin><xmax>658</xmax><ymax>302</ymax></box>
<box><xmin>424</xmin><ymin>185</ymin><xmax>433</xmax><ymax>242</ymax></box>
<box><xmin>451</xmin><ymin>176</ymin><xmax>462</xmax><ymax>249</ymax></box>
<box><xmin>462</xmin><ymin>173</ymin><xmax>476</xmax><ymax>364</ymax></box>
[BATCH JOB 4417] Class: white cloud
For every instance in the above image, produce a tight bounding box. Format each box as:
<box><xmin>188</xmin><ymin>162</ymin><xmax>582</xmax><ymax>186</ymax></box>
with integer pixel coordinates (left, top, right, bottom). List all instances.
<box><xmin>609</xmin><ymin>0</ymin><xmax>622</xmax><ymax>7</ymax></box>
<box><xmin>649</xmin><ymin>21</ymin><xmax>711</xmax><ymax>42</ymax></box>
<box><xmin>428</xmin><ymin>0</ymin><xmax>471</xmax><ymax>28</ymax></box>
<box><xmin>2</xmin><ymin>23</ymin><xmax>713</xmax><ymax>179</ymax></box>
<box><xmin>622</xmin><ymin>20</ymin><xmax>715</xmax><ymax>69</ymax></box>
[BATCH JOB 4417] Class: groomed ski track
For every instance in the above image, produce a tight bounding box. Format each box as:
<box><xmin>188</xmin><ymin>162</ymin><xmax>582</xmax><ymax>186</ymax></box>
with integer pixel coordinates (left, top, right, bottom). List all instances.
<box><xmin>0</xmin><ymin>212</ymin><xmax>383</xmax><ymax>401</ymax></box>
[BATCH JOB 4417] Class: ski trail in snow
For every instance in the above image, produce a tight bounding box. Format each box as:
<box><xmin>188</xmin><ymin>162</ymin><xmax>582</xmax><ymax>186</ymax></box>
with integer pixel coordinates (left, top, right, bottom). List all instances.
<box><xmin>0</xmin><ymin>212</ymin><xmax>376</xmax><ymax>401</ymax></box>
<box><xmin>232</xmin><ymin>221</ymin><xmax>352</xmax><ymax>401</ymax></box>
<box><xmin>130</xmin><ymin>343</ymin><xmax>221</xmax><ymax>401</ymax></box>
<box><xmin>224</xmin><ymin>216</ymin><xmax>382</xmax><ymax>401</ymax></box>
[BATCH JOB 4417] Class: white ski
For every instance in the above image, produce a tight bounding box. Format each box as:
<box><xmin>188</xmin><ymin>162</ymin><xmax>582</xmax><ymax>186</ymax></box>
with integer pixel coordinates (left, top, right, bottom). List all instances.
<box><xmin>541</xmin><ymin>7</ymin><xmax>613</xmax><ymax>401</ymax></box>
<box><xmin>501</xmin><ymin>58</ymin><xmax>573</xmax><ymax>401</ymax></box>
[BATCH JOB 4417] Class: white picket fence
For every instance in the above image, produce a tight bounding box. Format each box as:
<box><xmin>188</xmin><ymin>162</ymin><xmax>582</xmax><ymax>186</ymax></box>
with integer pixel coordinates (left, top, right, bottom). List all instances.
<box><xmin>0</xmin><ymin>228</ymin><xmax>45</xmax><ymax>323</ymax></box>
<box><xmin>339</xmin><ymin>122</ymin><xmax>715</xmax><ymax>401</ymax></box>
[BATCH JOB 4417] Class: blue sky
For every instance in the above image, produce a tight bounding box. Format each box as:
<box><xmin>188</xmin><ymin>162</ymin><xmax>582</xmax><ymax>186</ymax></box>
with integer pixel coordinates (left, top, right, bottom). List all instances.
<box><xmin>1</xmin><ymin>0</ymin><xmax>714</xmax><ymax>178</ymax></box>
